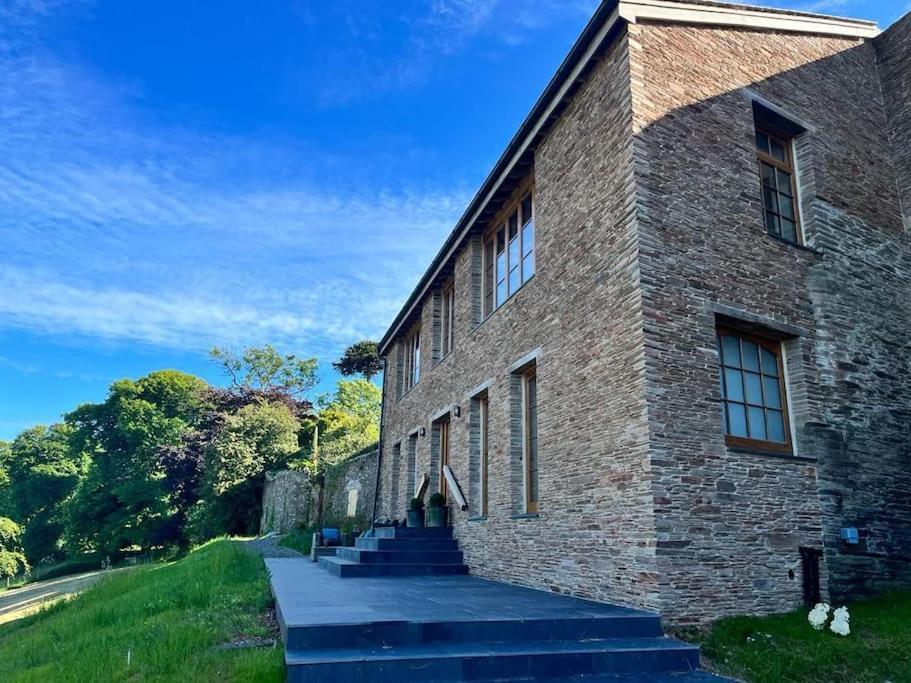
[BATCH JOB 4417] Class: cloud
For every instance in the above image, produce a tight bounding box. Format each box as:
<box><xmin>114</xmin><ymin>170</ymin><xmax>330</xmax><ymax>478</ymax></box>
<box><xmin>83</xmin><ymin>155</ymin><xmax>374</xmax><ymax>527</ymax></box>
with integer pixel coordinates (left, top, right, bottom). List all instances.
<box><xmin>0</xmin><ymin>3</ymin><xmax>468</xmax><ymax>361</ymax></box>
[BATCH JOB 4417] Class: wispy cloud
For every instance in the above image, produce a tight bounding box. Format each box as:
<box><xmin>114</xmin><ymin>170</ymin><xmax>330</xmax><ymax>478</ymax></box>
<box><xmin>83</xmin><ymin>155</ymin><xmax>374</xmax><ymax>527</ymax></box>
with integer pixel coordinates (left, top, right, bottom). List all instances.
<box><xmin>0</xmin><ymin>2</ymin><xmax>468</xmax><ymax>361</ymax></box>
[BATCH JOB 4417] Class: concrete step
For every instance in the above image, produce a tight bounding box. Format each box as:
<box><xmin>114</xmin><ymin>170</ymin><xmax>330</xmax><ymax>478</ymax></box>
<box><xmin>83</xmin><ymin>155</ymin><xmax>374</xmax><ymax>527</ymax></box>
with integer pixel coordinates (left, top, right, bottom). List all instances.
<box><xmin>285</xmin><ymin>636</ymin><xmax>700</xmax><ymax>682</ymax></box>
<box><xmin>336</xmin><ymin>547</ymin><xmax>465</xmax><ymax>565</ymax></box>
<box><xmin>372</xmin><ymin>526</ymin><xmax>454</xmax><ymax>539</ymax></box>
<box><xmin>318</xmin><ymin>555</ymin><xmax>470</xmax><ymax>578</ymax></box>
<box><xmin>284</xmin><ymin>613</ymin><xmax>663</xmax><ymax>650</ymax></box>
<box><xmin>356</xmin><ymin>536</ymin><xmax>460</xmax><ymax>551</ymax></box>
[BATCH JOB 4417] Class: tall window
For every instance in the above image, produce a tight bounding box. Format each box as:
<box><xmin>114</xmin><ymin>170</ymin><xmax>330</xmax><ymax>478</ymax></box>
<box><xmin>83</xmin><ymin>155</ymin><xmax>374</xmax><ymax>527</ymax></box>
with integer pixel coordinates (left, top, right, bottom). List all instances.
<box><xmin>403</xmin><ymin>325</ymin><xmax>421</xmax><ymax>391</ymax></box>
<box><xmin>756</xmin><ymin>127</ymin><xmax>800</xmax><ymax>244</ymax></box>
<box><xmin>479</xmin><ymin>394</ymin><xmax>489</xmax><ymax>516</ymax></box>
<box><xmin>718</xmin><ymin>327</ymin><xmax>792</xmax><ymax>453</ymax></box>
<box><xmin>441</xmin><ymin>281</ymin><xmax>455</xmax><ymax>357</ymax></box>
<box><xmin>436</xmin><ymin>418</ymin><xmax>450</xmax><ymax>500</ymax></box>
<box><xmin>523</xmin><ymin>367</ymin><xmax>539</xmax><ymax>513</ymax></box>
<box><xmin>484</xmin><ymin>191</ymin><xmax>535</xmax><ymax>317</ymax></box>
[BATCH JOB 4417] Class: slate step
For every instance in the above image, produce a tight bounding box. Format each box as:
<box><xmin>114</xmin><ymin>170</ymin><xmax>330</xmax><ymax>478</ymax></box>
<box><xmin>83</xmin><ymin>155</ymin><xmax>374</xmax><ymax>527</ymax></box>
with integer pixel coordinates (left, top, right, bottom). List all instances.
<box><xmin>509</xmin><ymin>673</ymin><xmax>731</xmax><ymax>682</ymax></box>
<box><xmin>336</xmin><ymin>547</ymin><xmax>465</xmax><ymax>564</ymax></box>
<box><xmin>372</xmin><ymin>526</ymin><xmax>454</xmax><ymax>539</ymax></box>
<box><xmin>356</xmin><ymin>537</ymin><xmax>460</xmax><ymax>551</ymax></box>
<box><xmin>285</xmin><ymin>637</ymin><xmax>700</xmax><ymax>682</ymax></box>
<box><xmin>318</xmin><ymin>556</ymin><xmax>470</xmax><ymax>578</ymax></box>
<box><xmin>284</xmin><ymin>614</ymin><xmax>663</xmax><ymax>650</ymax></box>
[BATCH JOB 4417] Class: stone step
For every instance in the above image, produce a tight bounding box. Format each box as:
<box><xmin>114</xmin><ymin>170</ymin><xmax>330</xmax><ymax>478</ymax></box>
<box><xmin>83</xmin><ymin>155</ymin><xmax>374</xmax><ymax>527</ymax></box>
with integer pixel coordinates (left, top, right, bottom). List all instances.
<box><xmin>318</xmin><ymin>555</ymin><xmax>470</xmax><ymax>578</ymax></box>
<box><xmin>356</xmin><ymin>536</ymin><xmax>460</xmax><ymax>551</ymax></box>
<box><xmin>336</xmin><ymin>547</ymin><xmax>465</xmax><ymax>565</ymax></box>
<box><xmin>284</xmin><ymin>613</ymin><xmax>663</xmax><ymax>650</ymax></box>
<box><xmin>372</xmin><ymin>525</ymin><xmax>454</xmax><ymax>539</ymax></box>
<box><xmin>285</xmin><ymin>636</ymin><xmax>700</xmax><ymax>682</ymax></box>
<box><xmin>511</xmin><ymin>673</ymin><xmax>732</xmax><ymax>682</ymax></box>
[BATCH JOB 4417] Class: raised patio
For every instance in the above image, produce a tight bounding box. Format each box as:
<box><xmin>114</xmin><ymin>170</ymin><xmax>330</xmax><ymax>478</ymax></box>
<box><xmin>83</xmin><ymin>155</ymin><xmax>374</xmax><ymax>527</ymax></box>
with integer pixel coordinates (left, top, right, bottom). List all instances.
<box><xmin>267</xmin><ymin>526</ymin><xmax>729</xmax><ymax>682</ymax></box>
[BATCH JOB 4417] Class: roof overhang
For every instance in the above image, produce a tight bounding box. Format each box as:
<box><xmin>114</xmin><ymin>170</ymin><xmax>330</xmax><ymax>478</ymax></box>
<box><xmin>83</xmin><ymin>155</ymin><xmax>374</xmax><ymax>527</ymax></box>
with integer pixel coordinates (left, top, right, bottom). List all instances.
<box><xmin>376</xmin><ymin>0</ymin><xmax>878</xmax><ymax>354</ymax></box>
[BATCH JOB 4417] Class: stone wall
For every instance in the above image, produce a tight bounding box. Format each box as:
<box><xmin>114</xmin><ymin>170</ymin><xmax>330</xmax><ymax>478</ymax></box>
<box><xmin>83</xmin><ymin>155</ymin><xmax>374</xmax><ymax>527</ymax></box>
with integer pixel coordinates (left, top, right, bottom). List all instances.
<box><xmin>260</xmin><ymin>469</ymin><xmax>313</xmax><ymax>534</ymax></box>
<box><xmin>629</xmin><ymin>19</ymin><xmax>910</xmax><ymax>620</ymax></box>
<box><xmin>379</xmin><ymin>31</ymin><xmax>662</xmax><ymax>613</ymax></box>
<box><xmin>876</xmin><ymin>13</ymin><xmax>911</xmax><ymax>231</ymax></box>
<box><xmin>322</xmin><ymin>450</ymin><xmax>378</xmax><ymax>531</ymax></box>
<box><xmin>259</xmin><ymin>448</ymin><xmax>379</xmax><ymax>533</ymax></box>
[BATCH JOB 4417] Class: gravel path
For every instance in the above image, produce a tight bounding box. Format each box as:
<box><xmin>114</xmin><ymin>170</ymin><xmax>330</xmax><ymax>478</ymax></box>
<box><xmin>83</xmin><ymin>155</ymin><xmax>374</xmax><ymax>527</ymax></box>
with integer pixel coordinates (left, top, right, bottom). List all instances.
<box><xmin>245</xmin><ymin>534</ymin><xmax>304</xmax><ymax>558</ymax></box>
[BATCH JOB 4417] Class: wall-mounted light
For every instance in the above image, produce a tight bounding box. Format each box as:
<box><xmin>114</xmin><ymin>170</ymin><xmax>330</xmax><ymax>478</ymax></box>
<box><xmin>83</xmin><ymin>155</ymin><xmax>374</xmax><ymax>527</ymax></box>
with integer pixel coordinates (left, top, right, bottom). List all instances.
<box><xmin>419</xmin><ymin>427</ymin><xmax>426</xmax><ymax>437</ymax></box>
<box><xmin>453</xmin><ymin>405</ymin><xmax>461</xmax><ymax>418</ymax></box>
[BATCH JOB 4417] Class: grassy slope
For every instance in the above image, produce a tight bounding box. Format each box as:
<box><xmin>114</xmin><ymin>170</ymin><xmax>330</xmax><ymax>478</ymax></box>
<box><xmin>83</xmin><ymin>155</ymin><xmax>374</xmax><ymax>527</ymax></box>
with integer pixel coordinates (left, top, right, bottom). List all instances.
<box><xmin>678</xmin><ymin>591</ymin><xmax>911</xmax><ymax>683</ymax></box>
<box><xmin>0</xmin><ymin>540</ymin><xmax>283</xmax><ymax>682</ymax></box>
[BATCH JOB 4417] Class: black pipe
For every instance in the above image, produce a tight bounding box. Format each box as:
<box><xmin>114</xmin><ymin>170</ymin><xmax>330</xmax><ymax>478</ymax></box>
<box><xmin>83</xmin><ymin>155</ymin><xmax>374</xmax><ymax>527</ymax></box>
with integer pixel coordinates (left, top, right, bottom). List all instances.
<box><xmin>370</xmin><ymin>363</ymin><xmax>387</xmax><ymax>533</ymax></box>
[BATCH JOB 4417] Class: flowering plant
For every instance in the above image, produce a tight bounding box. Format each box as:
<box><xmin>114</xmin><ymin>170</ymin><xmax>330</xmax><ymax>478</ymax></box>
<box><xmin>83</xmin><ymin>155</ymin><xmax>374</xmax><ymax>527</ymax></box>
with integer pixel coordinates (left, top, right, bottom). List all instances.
<box><xmin>807</xmin><ymin>602</ymin><xmax>851</xmax><ymax>636</ymax></box>
<box><xmin>830</xmin><ymin>606</ymin><xmax>850</xmax><ymax>636</ymax></box>
<box><xmin>807</xmin><ymin>602</ymin><xmax>830</xmax><ymax>630</ymax></box>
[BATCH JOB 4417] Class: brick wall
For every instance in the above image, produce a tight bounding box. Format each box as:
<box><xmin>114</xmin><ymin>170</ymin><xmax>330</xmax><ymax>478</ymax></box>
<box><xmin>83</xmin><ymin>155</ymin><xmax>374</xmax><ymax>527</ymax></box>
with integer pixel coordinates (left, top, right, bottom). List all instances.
<box><xmin>628</xmin><ymin>20</ymin><xmax>910</xmax><ymax>620</ymax></box>
<box><xmin>380</xmin><ymin>32</ymin><xmax>663</xmax><ymax>612</ymax></box>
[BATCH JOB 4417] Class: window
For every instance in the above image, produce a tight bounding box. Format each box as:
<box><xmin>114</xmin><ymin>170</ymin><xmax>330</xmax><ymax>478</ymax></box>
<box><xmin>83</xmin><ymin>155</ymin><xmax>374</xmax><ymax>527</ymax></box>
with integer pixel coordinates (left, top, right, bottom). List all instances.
<box><xmin>480</xmin><ymin>395</ymin><xmax>489</xmax><ymax>516</ymax></box>
<box><xmin>717</xmin><ymin>327</ymin><xmax>792</xmax><ymax>453</ymax></box>
<box><xmin>403</xmin><ymin>325</ymin><xmax>421</xmax><ymax>391</ymax></box>
<box><xmin>441</xmin><ymin>281</ymin><xmax>455</xmax><ymax>357</ymax></box>
<box><xmin>390</xmin><ymin>442</ymin><xmax>402</xmax><ymax>515</ymax></box>
<box><xmin>522</xmin><ymin>367</ymin><xmax>539</xmax><ymax>513</ymax></box>
<box><xmin>756</xmin><ymin>127</ymin><xmax>800</xmax><ymax>244</ymax></box>
<box><xmin>406</xmin><ymin>432</ymin><xmax>418</xmax><ymax>500</ymax></box>
<box><xmin>483</xmin><ymin>191</ymin><xmax>535</xmax><ymax>317</ymax></box>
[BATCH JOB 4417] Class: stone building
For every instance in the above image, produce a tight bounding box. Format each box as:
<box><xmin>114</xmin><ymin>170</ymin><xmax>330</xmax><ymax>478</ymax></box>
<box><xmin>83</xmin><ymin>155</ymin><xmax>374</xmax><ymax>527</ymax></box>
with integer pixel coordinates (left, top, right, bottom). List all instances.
<box><xmin>375</xmin><ymin>0</ymin><xmax>911</xmax><ymax>623</ymax></box>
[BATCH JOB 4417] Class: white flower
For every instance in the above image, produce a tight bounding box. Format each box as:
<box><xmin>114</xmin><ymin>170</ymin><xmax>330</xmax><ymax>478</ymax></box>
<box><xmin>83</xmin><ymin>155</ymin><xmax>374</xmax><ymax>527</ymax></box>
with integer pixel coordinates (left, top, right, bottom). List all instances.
<box><xmin>830</xmin><ymin>606</ymin><xmax>850</xmax><ymax>636</ymax></box>
<box><xmin>808</xmin><ymin>602</ymin><xmax>831</xmax><ymax>630</ymax></box>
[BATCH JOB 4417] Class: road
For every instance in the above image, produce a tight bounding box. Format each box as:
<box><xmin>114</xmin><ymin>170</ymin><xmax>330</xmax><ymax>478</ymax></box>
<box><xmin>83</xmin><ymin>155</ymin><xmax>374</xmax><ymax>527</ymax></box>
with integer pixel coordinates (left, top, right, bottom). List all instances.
<box><xmin>0</xmin><ymin>569</ymin><xmax>112</xmax><ymax>625</ymax></box>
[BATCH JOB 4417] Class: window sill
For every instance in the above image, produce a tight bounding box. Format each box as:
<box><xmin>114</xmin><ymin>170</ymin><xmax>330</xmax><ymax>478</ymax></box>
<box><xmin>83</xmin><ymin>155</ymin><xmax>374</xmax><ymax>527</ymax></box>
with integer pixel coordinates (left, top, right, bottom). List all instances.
<box><xmin>726</xmin><ymin>445</ymin><xmax>816</xmax><ymax>462</ymax></box>
<box><xmin>398</xmin><ymin>383</ymin><xmax>420</xmax><ymax>402</ymax></box>
<box><xmin>433</xmin><ymin>351</ymin><xmax>454</xmax><ymax>369</ymax></box>
<box><xmin>764</xmin><ymin>233</ymin><xmax>823</xmax><ymax>256</ymax></box>
<box><xmin>467</xmin><ymin>515</ymin><xmax>487</xmax><ymax>522</ymax></box>
<box><xmin>509</xmin><ymin>513</ymin><xmax>540</xmax><ymax>520</ymax></box>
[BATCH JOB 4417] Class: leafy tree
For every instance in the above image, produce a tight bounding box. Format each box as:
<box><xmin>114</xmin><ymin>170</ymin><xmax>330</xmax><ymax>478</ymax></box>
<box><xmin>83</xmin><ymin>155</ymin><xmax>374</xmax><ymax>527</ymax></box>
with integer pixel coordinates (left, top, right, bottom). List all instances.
<box><xmin>0</xmin><ymin>440</ymin><xmax>11</xmax><ymax>517</ymax></box>
<box><xmin>303</xmin><ymin>379</ymin><xmax>380</xmax><ymax>468</ymax></box>
<box><xmin>8</xmin><ymin>424</ymin><xmax>84</xmax><ymax>563</ymax></box>
<box><xmin>333</xmin><ymin>340</ymin><xmax>383</xmax><ymax>382</ymax></box>
<box><xmin>192</xmin><ymin>399</ymin><xmax>301</xmax><ymax>539</ymax></box>
<box><xmin>211</xmin><ymin>345</ymin><xmax>318</xmax><ymax>396</ymax></box>
<box><xmin>0</xmin><ymin>517</ymin><xmax>27</xmax><ymax>578</ymax></box>
<box><xmin>65</xmin><ymin>371</ymin><xmax>208</xmax><ymax>554</ymax></box>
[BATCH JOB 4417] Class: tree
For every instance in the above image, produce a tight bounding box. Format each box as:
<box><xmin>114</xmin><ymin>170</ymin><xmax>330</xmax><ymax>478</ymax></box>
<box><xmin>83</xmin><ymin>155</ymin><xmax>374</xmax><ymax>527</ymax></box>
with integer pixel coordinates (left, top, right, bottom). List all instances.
<box><xmin>303</xmin><ymin>379</ymin><xmax>380</xmax><ymax>468</ymax></box>
<box><xmin>7</xmin><ymin>424</ymin><xmax>84</xmax><ymax>563</ymax></box>
<box><xmin>65</xmin><ymin>371</ymin><xmax>208</xmax><ymax>554</ymax></box>
<box><xmin>0</xmin><ymin>517</ymin><xmax>27</xmax><ymax>578</ymax></box>
<box><xmin>333</xmin><ymin>341</ymin><xmax>383</xmax><ymax>382</ymax></box>
<box><xmin>211</xmin><ymin>345</ymin><xmax>318</xmax><ymax>396</ymax></box>
<box><xmin>0</xmin><ymin>440</ymin><xmax>11</xmax><ymax>517</ymax></box>
<box><xmin>190</xmin><ymin>399</ymin><xmax>301</xmax><ymax>539</ymax></box>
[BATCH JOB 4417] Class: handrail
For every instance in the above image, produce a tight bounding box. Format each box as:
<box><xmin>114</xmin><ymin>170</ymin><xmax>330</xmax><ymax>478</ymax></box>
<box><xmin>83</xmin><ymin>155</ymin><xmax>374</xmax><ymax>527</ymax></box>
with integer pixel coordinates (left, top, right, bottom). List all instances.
<box><xmin>414</xmin><ymin>473</ymin><xmax>429</xmax><ymax>500</ymax></box>
<box><xmin>443</xmin><ymin>465</ymin><xmax>468</xmax><ymax>511</ymax></box>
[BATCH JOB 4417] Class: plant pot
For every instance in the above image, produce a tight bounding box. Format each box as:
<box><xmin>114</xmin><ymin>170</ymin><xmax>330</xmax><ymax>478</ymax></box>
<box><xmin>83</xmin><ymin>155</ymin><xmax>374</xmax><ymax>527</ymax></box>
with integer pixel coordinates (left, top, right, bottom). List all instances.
<box><xmin>427</xmin><ymin>505</ymin><xmax>447</xmax><ymax>528</ymax></box>
<box><xmin>342</xmin><ymin>532</ymin><xmax>356</xmax><ymax>546</ymax></box>
<box><xmin>407</xmin><ymin>510</ymin><xmax>425</xmax><ymax>528</ymax></box>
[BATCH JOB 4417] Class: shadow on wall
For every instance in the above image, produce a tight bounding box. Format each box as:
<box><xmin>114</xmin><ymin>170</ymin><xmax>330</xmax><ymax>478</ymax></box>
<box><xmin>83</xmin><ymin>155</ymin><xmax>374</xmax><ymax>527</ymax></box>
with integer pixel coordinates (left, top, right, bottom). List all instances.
<box><xmin>630</xmin><ymin>16</ymin><xmax>911</xmax><ymax>609</ymax></box>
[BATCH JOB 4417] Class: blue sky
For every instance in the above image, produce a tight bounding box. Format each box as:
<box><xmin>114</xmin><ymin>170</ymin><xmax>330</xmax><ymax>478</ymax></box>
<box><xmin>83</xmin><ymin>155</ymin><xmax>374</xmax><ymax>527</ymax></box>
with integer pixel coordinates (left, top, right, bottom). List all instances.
<box><xmin>0</xmin><ymin>0</ymin><xmax>906</xmax><ymax>440</ymax></box>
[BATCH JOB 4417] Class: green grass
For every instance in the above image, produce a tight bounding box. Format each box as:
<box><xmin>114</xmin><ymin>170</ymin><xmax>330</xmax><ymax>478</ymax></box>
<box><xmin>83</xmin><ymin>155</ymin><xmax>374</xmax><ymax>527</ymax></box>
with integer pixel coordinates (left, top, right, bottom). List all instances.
<box><xmin>278</xmin><ymin>527</ymin><xmax>315</xmax><ymax>556</ymax></box>
<box><xmin>677</xmin><ymin>591</ymin><xmax>911</xmax><ymax>682</ymax></box>
<box><xmin>0</xmin><ymin>540</ymin><xmax>284</xmax><ymax>682</ymax></box>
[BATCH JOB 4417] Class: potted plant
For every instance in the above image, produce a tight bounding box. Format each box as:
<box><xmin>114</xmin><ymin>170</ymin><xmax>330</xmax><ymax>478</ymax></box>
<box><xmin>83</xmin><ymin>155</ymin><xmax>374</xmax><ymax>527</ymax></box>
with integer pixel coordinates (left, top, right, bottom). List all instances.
<box><xmin>407</xmin><ymin>497</ymin><xmax>425</xmax><ymax>528</ymax></box>
<box><xmin>427</xmin><ymin>493</ymin><xmax>447</xmax><ymax>528</ymax></box>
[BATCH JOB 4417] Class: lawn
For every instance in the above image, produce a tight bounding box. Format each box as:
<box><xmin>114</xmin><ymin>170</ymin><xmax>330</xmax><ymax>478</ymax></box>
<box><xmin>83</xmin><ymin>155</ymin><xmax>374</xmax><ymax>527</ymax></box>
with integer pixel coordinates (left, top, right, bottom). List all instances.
<box><xmin>278</xmin><ymin>527</ymin><xmax>315</xmax><ymax>556</ymax></box>
<box><xmin>0</xmin><ymin>540</ymin><xmax>283</xmax><ymax>682</ymax></box>
<box><xmin>678</xmin><ymin>591</ymin><xmax>911</xmax><ymax>682</ymax></box>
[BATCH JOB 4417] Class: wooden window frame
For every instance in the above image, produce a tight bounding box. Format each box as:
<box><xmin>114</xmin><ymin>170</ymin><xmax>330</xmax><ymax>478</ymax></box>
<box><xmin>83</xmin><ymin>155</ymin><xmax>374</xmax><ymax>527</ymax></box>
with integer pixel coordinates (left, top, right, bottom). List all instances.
<box><xmin>482</xmin><ymin>187</ymin><xmax>535</xmax><ymax>318</ymax></box>
<box><xmin>437</xmin><ymin>417</ymin><xmax>450</xmax><ymax>500</ymax></box>
<box><xmin>718</xmin><ymin>326</ymin><xmax>793</xmax><ymax>455</ymax></box>
<box><xmin>441</xmin><ymin>281</ymin><xmax>455</xmax><ymax>358</ymax></box>
<box><xmin>403</xmin><ymin>325</ymin><xmax>421</xmax><ymax>392</ymax></box>
<box><xmin>479</xmin><ymin>394</ymin><xmax>489</xmax><ymax>516</ymax></box>
<box><xmin>522</xmin><ymin>367</ymin><xmax>539</xmax><ymax>513</ymax></box>
<box><xmin>756</xmin><ymin>126</ymin><xmax>802</xmax><ymax>245</ymax></box>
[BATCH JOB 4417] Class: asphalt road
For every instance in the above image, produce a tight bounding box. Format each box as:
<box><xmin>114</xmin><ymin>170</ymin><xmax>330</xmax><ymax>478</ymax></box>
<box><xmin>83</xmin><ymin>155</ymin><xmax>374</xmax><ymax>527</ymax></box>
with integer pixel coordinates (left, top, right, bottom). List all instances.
<box><xmin>0</xmin><ymin>569</ymin><xmax>112</xmax><ymax>625</ymax></box>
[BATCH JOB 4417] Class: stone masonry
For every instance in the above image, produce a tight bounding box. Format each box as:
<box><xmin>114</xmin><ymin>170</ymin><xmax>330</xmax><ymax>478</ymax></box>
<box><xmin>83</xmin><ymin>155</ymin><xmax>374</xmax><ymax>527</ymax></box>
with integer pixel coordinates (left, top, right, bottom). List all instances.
<box><xmin>376</xmin><ymin>1</ymin><xmax>911</xmax><ymax>623</ymax></box>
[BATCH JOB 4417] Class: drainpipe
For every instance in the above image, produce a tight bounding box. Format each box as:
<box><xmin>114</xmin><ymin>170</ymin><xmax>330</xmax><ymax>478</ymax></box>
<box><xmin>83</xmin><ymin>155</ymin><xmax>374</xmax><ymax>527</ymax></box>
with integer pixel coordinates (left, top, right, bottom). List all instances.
<box><xmin>370</xmin><ymin>364</ymin><xmax>387</xmax><ymax>533</ymax></box>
